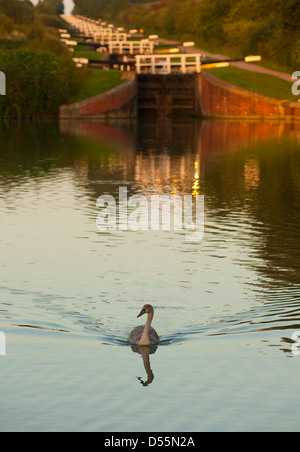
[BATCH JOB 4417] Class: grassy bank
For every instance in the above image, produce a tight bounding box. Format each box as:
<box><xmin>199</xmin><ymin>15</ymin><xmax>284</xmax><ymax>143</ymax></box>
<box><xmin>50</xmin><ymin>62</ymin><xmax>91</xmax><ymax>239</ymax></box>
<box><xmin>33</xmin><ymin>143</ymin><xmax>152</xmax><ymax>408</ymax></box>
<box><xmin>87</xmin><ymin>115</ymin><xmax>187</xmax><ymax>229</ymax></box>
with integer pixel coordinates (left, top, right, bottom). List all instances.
<box><xmin>70</xmin><ymin>69</ymin><xmax>125</xmax><ymax>103</ymax></box>
<box><xmin>157</xmin><ymin>44</ymin><xmax>293</xmax><ymax>102</ymax></box>
<box><xmin>73</xmin><ymin>49</ymin><xmax>103</xmax><ymax>61</ymax></box>
<box><xmin>206</xmin><ymin>66</ymin><xmax>294</xmax><ymax>101</ymax></box>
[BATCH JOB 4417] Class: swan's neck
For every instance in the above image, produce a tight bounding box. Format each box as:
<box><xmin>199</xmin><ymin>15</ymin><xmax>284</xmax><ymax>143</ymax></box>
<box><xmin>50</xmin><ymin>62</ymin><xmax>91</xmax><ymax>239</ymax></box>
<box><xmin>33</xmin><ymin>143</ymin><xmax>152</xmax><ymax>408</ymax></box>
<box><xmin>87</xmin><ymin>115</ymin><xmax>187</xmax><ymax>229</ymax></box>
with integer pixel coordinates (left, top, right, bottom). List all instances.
<box><xmin>139</xmin><ymin>311</ymin><xmax>153</xmax><ymax>346</ymax></box>
<box><xmin>139</xmin><ymin>346</ymin><xmax>154</xmax><ymax>386</ymax></box>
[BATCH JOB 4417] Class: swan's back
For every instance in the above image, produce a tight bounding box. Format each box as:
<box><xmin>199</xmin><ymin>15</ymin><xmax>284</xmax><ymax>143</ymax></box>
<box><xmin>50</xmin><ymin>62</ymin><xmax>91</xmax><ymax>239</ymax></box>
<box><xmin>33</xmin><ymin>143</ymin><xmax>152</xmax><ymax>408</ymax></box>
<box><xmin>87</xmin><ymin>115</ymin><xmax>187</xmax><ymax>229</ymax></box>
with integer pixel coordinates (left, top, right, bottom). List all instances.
<box><xmin>128</xmin><ymin>325</ymin><xmax>159</xmax><ymax>346</ymax></box>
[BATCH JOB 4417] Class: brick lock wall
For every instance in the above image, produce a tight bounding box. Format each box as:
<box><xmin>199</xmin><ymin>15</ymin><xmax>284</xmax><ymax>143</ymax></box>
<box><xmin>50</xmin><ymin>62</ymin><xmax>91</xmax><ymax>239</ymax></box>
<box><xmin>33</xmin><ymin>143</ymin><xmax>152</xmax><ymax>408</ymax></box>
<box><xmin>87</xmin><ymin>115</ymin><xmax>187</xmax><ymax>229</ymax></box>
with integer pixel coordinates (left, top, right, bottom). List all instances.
<box><xmin>200</xmin><ymin>71</ymin><xmax>285</xmax><ymax>119</ymax></box>
<box><xmin>60</xmin><ymin>75</ymin><xmax>138</xmax><ymax>119</ymax></box>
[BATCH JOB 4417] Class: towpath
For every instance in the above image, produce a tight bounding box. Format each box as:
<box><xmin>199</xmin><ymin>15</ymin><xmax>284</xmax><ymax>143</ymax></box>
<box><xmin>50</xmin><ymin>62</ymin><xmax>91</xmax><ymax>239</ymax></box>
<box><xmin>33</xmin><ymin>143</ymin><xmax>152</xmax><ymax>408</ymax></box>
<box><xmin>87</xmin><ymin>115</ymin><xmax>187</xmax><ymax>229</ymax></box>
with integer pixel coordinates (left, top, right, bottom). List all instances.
<box><xmin>160</xmin><ymin>39</ymin><xmax>292</xmax><ymax>82</ymax></box>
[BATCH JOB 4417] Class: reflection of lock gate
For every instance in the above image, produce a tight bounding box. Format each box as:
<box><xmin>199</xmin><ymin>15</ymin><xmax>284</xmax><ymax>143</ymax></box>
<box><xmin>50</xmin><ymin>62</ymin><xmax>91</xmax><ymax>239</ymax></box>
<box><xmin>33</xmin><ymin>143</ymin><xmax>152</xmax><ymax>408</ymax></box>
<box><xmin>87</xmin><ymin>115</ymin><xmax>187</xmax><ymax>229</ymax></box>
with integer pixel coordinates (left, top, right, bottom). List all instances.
<box><xmin>0</xmin><ymin>71</ymin><xmax>6</xmax><ymax>96</ymax></box>
<box><xmin>0</xmin><ymin>332</ymin><xmax>6</xmax><ymax>355</ymax></box>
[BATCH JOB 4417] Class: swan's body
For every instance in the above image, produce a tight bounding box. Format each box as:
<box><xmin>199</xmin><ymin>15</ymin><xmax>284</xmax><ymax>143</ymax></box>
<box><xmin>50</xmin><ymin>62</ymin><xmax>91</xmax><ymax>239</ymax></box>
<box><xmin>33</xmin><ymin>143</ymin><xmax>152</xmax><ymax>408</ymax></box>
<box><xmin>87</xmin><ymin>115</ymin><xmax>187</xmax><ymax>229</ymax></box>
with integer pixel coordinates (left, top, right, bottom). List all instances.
<box><xmin>128</xmin><ymin>304</ymin><xmax>159</xmax><ymax>346</ymax></box>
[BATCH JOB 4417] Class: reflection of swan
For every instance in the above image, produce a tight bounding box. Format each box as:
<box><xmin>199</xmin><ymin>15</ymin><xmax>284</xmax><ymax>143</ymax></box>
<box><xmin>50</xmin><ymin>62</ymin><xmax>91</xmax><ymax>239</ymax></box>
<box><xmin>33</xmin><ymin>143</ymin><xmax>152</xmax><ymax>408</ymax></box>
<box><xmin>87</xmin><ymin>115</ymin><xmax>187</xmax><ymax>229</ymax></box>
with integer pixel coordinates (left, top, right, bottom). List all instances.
<box><xmin>128</xmin><ymin>304</ymin><xmax>159</xmax><ymax>346</ymax></box>
<box><xmin>131</xmin><ymin>345</ymin><xmax>157</xmax><ymax>387</ymax></box>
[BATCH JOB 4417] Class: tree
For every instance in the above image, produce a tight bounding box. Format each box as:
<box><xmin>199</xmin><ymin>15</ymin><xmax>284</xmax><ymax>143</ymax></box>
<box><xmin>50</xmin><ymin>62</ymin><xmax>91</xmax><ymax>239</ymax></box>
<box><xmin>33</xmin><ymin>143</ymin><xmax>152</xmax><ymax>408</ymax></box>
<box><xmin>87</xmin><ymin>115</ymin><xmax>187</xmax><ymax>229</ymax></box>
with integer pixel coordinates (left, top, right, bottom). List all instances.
<box><xmin>36</xmin><ymin>0</ymin><xmax>64</xmax><ymax>15</ymax></box>
<box><xmin>0</xmin><ymin>0</ymin><xmax>35</xmax><ymax>24</ymax></box>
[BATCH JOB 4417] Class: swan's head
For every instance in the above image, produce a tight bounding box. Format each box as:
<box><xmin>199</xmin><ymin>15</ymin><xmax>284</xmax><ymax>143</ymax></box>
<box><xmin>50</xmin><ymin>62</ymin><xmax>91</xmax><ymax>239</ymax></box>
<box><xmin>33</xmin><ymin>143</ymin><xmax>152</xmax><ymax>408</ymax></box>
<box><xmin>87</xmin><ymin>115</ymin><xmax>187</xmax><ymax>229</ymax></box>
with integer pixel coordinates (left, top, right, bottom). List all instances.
<box><xmin>137</xmin><ymin>304</ymin><xmax>153</xmax><ymax>318</ymax></box>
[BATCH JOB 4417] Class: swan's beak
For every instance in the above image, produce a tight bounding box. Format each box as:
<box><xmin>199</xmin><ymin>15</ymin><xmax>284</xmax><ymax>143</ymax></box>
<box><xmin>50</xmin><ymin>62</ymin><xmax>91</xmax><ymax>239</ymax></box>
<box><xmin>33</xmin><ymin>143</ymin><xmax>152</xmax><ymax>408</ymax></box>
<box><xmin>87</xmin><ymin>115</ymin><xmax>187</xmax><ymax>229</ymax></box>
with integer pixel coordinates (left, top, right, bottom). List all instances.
<box><xmin>137</xmin><ymin>308</ymin><xmax>145</xmax><ymax>318</ymax></box>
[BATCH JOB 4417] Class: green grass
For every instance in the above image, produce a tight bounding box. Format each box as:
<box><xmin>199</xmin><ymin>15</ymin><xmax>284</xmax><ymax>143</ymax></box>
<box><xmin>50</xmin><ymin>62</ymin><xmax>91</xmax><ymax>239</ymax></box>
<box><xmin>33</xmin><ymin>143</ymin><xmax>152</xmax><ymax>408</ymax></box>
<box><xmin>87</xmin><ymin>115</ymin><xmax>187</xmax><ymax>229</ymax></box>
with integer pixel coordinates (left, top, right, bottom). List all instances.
<box><xmin>73</xmin><ymin>49</ymin><xmax>103</xmax><ymax>61</ymax></box>
<box><xmin>206</xmin><ymin>66</ymin><xmax>294</xmax><ymax>101</ymax></box>
<box><xmin>70</xmin><ymin>69</ymin><xmax>125</xmax><ymax>103</ymax></box>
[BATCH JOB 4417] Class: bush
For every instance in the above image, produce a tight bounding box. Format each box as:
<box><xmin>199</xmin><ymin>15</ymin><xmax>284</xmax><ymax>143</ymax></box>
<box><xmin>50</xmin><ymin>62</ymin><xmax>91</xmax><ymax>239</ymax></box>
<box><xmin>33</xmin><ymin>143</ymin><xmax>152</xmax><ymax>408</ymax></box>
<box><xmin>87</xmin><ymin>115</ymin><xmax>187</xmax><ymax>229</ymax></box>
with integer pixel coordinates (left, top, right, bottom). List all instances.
<box><xmin>24</xmin><ymin>20</ymin><xmax>70</xmax><ymax>56</ymax></box>
<box><xmin>36</xmin><ymin>13</ymin><xmax>65</xmax><ymax>29</ymax></box>
<box><xmin>0</xmin><ymin>49</ymin><xmax>79</xmax><ymax>118</ymax></box>
<box><xmin>0</xmin><ymin>12</ymin><xmax>14</xmax><ymax>36</ymax></box>
<box><xmin>222</xmin><ymin>19</ymin><xmax>268</xmax><ymax>56</ymax></box>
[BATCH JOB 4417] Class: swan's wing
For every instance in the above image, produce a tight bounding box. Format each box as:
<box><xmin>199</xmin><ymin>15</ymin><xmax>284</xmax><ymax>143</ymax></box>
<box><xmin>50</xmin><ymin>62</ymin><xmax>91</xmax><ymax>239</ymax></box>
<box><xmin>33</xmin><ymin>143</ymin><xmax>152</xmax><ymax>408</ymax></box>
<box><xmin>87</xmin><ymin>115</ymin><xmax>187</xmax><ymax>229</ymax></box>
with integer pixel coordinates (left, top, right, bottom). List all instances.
<box><xmin>128</xmin><ymin>325</ymin><xmax>144</xmax><ymax>344</ymax></box>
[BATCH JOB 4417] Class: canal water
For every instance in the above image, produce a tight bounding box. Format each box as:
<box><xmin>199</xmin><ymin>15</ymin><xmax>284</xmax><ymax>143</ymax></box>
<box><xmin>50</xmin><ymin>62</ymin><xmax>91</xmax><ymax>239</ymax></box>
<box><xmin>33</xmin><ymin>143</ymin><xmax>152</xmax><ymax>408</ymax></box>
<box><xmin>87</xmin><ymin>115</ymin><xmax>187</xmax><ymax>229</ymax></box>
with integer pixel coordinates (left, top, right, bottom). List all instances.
<box><xmin>0</xmin><ymin>119</ymin><xmax>300</xmax><ymax>432</ymax></box>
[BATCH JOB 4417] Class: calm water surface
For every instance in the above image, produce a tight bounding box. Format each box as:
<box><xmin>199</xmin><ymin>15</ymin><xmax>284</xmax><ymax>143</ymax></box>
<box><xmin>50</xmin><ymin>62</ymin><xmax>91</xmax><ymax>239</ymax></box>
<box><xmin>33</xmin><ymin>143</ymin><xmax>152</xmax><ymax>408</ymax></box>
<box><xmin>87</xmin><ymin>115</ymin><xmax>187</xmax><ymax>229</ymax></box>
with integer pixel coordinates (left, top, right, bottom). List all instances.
<box><xmin>0</xmin><ymin>119</ymin><xmax>300</xmax><ymax>432</ymax></box>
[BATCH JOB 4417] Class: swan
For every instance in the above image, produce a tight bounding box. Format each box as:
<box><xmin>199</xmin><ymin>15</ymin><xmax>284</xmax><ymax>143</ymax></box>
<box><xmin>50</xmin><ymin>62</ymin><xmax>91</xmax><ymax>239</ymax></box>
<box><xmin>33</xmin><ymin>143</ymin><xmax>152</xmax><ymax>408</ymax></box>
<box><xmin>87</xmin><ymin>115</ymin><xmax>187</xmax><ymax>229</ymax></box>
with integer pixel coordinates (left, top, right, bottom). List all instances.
<box><xmin>128</xmin><ymin>304</ymin><xmax>159</xmax><ymax>346</ymax></box>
